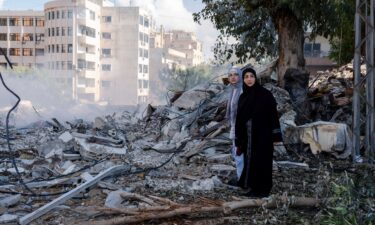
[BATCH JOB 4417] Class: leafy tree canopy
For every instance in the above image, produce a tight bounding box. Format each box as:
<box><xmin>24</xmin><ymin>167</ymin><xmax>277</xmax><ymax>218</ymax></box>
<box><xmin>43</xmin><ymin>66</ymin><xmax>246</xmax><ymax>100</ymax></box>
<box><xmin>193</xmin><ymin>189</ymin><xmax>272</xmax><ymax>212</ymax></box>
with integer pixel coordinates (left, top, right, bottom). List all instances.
<box><xmin>194</xmin><ymin>0</ymin><xmax>348</xmax><ymax>81</ymax></box>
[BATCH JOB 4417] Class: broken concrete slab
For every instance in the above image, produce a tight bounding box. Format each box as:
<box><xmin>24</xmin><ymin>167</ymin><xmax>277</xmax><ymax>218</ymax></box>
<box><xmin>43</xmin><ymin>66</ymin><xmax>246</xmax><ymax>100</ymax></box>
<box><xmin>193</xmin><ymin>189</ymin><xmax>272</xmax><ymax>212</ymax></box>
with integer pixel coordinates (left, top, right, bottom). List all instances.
<box><xmin>75</xmin><ymin>137</ymin><xmax>127</xmax><ymax>160</ymax></box>
<box><xmin>105</xmin><ymin>190</ymin><xmax>127</xmax><ymax>208</ymax></box>
<box><xmin>59</xmin><ymin>131</ymin><xmax>73</xmax><ymax>143</ymax></box>
<box><xmin>38</xmin><ymin>139</ymin><xmax>65</xmax><ymax>158</ymax></box>
<box><xmin>173</xmin><ymin>84</ymin><xmax>215</xmax><ymax>110</ymax></box>
<box><xmin>0</xmin><ymin>214</ymin><xmax>18</xmax><ymax>224</ymax></box>
<box><xmin>0</xmin><ymin>194</ymin><xmax>21</xmax><ymax>208</ymax></box>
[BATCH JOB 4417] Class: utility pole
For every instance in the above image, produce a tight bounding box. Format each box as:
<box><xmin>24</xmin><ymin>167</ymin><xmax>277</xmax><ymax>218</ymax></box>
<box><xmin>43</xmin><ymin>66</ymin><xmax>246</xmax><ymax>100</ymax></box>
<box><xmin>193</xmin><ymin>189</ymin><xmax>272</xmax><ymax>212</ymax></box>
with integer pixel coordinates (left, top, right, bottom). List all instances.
<box><xmin>353</xmin><ymin>0</ymin><xmax>375</xmax><ymax>164</ymax></box>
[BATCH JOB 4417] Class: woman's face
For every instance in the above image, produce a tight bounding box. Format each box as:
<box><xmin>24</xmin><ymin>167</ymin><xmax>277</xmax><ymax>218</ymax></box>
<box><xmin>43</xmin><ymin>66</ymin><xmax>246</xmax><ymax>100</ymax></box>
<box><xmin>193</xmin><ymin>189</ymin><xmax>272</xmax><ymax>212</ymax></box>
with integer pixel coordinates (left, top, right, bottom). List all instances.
<box><xmin>243</xmin><ymin>72</ymin><xmax>256</xmax><ymax>87</ymax></box>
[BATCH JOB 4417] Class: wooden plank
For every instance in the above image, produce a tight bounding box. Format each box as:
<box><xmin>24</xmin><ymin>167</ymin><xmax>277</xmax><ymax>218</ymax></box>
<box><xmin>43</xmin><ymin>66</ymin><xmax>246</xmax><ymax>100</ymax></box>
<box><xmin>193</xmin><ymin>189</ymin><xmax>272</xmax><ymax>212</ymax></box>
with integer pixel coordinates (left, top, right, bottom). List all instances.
<box><xmin>19</xmin><ymin>165</ymin><xmax>128</xmax><ymax>225</ymax></box>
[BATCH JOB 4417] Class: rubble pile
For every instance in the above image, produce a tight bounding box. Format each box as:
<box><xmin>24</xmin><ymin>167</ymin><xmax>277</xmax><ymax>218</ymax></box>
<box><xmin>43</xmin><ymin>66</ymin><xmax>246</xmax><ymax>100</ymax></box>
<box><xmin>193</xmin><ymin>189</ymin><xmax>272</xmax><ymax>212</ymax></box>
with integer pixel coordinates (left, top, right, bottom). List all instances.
<box><xmin>0</xmin><ymin>65</ymin><xmax>374</xmax><ymax>224</ymax></box>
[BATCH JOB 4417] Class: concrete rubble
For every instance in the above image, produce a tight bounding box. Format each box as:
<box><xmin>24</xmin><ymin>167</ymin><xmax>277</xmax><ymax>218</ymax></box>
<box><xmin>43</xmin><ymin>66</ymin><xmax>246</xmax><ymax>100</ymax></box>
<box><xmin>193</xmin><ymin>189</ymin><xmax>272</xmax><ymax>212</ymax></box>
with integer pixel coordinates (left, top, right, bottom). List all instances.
<box><xmin>0</xmin><ymin>62</ymin><xmax>374</xmax><ymax>224</ymax></box>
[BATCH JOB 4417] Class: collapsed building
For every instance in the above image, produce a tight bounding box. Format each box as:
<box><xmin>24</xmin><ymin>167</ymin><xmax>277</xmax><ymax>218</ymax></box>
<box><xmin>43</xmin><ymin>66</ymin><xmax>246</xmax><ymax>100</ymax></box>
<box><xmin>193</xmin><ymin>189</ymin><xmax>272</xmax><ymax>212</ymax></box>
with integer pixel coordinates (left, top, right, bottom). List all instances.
<box><xmin>0</xmin><ymin>62</ymin><xmax>374</xmax><ymax>224</ymax></box>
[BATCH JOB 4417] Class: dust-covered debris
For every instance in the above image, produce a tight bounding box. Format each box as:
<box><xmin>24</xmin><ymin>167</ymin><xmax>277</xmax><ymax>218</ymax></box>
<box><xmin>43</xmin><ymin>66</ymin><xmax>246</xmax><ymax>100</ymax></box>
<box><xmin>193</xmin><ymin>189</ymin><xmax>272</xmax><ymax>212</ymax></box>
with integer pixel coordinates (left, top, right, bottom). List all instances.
<box><xmin>0</xmin><ymin>63</ymin><xmax>374</xmax><ymax>225</ymax></box>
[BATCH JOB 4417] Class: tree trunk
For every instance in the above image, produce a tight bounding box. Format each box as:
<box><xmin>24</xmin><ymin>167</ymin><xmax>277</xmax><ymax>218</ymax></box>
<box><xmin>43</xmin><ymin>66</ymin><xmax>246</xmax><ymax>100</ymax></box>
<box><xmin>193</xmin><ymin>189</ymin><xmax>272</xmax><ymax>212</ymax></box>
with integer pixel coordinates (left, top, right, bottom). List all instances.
<box><xmin>274</xmin><ymin>8</ymin><xmax>305</xmax><ymax>87</ymax></box>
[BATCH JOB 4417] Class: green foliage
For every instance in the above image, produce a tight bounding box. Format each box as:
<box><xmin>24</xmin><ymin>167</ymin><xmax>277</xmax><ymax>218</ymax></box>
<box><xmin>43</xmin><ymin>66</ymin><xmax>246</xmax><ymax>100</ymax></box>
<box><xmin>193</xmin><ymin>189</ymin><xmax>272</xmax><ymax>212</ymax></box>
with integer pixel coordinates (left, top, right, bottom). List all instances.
<box><xmin>328</xmin><ymin>0</ymin><xmax>355</xmax><ymax>65</ymax></box>
<box><xmin>320</xmin><ymin>172</ymin><xmax>375</xmax><ymax>225</ymax></box>
<box><xmin>194</xmin><ymin>0</ymin><xmax>346</xmax><ymax>64</ymax></box>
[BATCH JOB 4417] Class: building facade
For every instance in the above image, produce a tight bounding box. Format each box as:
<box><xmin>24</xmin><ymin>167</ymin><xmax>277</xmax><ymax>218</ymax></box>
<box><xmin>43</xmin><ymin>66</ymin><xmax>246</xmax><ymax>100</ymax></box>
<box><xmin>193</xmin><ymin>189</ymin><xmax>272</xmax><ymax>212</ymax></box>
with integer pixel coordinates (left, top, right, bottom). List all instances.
<box><xmin>304</xmin><ymin>34</ymin><xmax>337</xmax><ymax>75</ymax></box>
<box><xmin>44</xmin><ymin>0</ymin><xmax>102</xmax><ymax>102</ymax></box>
<box><xmin>0</xmin><ymin>0</ymin><xmax>151</xmax><ymax>106</ymax></box>
<box><xmin>149</xmin><ymin>28</ymin><xmax>204</xmax><ymax>104</ymax></box>
<box><xmin>0</xmin><ymin>11</ymin><xmax>45</xmax><ymax>69</ymax></box>
<box><xmin>100</xmin><ymin>7</ymin><xmax>150</xmax><ymax>105</ymax></box>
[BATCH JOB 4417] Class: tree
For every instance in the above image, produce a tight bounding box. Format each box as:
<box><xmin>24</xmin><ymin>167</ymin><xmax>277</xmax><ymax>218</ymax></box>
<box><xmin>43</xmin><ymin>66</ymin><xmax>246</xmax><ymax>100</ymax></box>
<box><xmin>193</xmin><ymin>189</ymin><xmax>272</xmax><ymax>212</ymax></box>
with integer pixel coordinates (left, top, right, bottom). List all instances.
<box><xmin>194</xmin><ymin>0</ymin><xmax>344</xmax><ymax>86</ymax></box>
<box><xmin>328</xmin><ymin>0</ymin><xmax>355</xmax><ymax>65</ymax></box>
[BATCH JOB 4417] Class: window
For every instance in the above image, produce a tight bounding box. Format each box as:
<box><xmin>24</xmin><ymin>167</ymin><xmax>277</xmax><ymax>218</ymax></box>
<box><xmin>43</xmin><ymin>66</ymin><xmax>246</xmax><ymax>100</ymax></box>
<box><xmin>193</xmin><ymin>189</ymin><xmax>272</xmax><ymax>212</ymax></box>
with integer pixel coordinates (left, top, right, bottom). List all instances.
<box><xmin>68</xmin><ymin>10</ymin><xmax>73</xmax><ymax>19</ymax></box>
<box><xmin>143</xmin><ymin>80</ymin><xmax>149</xmax><ymax>89</ymax></box>
<box><xmin>143</xmin><ymin>49</ymin><xmax>148</xmax><ymax>58</ymax></box>
<box><xmin>51</xmin><ymin>27</ymin><xmax>55</xmax><ymax>36</ymax></box>
<box><xmin>101</xmin><ymin>48</ymin><xmax>111</xmax><ymax>56</ymax></box>
<box><xmin>139</xmin><ymin>64</ymin><xmax>142</xmax><ymax>73</ymax></box>
<box><xmin>56</xmin><ymin>27</ymin><xmax>60</xmax><ymax>36</ymax></box>
<box><xmin>102</xmin><ymin>16</ymin><xmax>111</xmax><ymax>23</ymax></box>
<box><xmin>313</xmin><ymin>43</ymin><xmax>321</xmax><ymax>56</ymax></box>
<box><xmin>56</xmin><ymin>44</ymin><xmax>60</xmax><ymax>53</ymax></box>
<box><xmin>0</xmin><ymin>48</ymin><xmax>7</xmax><ymax>55</ymax></box>
<box><xmin>23</xmin><ymin>18</ymin><xmax>33</xmax><ymax>26</ymax></box>
<box><xmin>79</xmin><ymin>25</ymin><xmax>96</xmax><ymax>38</ymax></box>
<box><xmin>143</xmin><ymin>65</ymin><xmax>148</xmax><ymax>73</ymax></box>
<box><xmin>52</xmin><ymin>11</ymin><xmax>55</xmax><ymax>20</ymax></box>
<box><xmin>144</xmin><ymin>34</ymin><xmax>149</xmax><ymax>43</ymax></box>
<box><xmin>23</xmin><ymin>48</ymin><xmax>33</xmax><ymax>56</ymax></box>
<box><xmin>35</xmin><ymin>48</ymin><xmax>44</xmax><ymax>56</ymax></box>
<box><xmin>61</xmin><ymin>10</ymin><xmax>65</xmax><ymax>19</ymax></box>
<box><xmin>304</xmin><ymin>43</ymin><xmax>321</xmax><ymax>57</ymax></box>
<box><xmin>139</xmin><ymin>15</ymin><xmax>143</xmax><ymax>25</ymax></box>
<box><xmin>36</xmin><ymin>18</ymin><xmax>44</xmax><ymax>27</ymax></box>
<box><xmin>67</xmin><ymin>61</ymin><xmax>73</xmax><ymax>70</ymax></box>
<box><xmin>68</xmin><ymin>27</ymin><xmax>72</xmax><ymax>36</ymax></box>
<box><xmin>139</xmin><ymin>48</ymin><xmax>142</xmax><ymax>57</ymax></box>
<box><xmin>138</xmin><ymin>79</ymin><xmax>142</xmax><ymax>89</ymax></box>
<box><xmin>61</xmin><ymin>61</ymin><xmax>66</xmax><ymax>70</ymax></box>
<box><xmin>56</xmin><ymin>11</ymin><xmax>60</xmax><ymax>19</ymax></box>
<box><xmin>9</xmin><ymin>48</ymin><xmax>21</xmax><ymax>56</ymax></box>
<box><xmin>102</xmin><ymin>64</ymin><xmax>111</xmax><ymax>71</ymax></box>
<box><xmin>48</xmin><ymin>45</ymin><xmax>50</xmax><ymax>53</ymax></box>
<box><xmin>90</xmin><ymin>11</ymin><xmax>95</xmax><ymax>20</ymax></box>
<box><xmin>9</xmin><ymin>18</ymin><xmax>18</xmax><ymax>26</ymax></box>
<box><xmin>48</xmin><ymin>28</ymin><xmax>50</xmax><ymax>37</ymax></box>
<box><xmin>22</xmin><ymin>33</ymin><xmax>33</xmax><ymax>41</ymax></box>
<box><xmin>144</xmin><ymin>18</ymin><xmax>149</xmax><ymax>27</ymax></box>
<box><xmin>68</xmin><ymin>44</ymin><xmax>73</xmax><ymax>53</ymax></box>
<box><xmin>78</xmin><ymin>59</ymin><xmax>85</xmax><ymax>69</ymax></box>
<box><xmin>101</xmin><ymin>80</ymin><xmax>111</xmax><ymax>88</ymax></box>
<box><xmin>61</xmin><ymin>44</ymin><xmax>66</xmax><ymax>53</ymax></box>
<box><xmin>102</xmin><ymin>32</ymin><xmax>111</xmax><ymax>39</ymax></box>
<box><xmin>61</xmin><ymin>27</ymin><xmax>66</xmax><ymax>36</ymax></box>
<box><xmin>48</xmin><ymin>12</ymin><xmax>51</xmax><ymax>20</ymax></box>
<box><xmin>0</xmin><ymin>62</ymin><xmax>7</xmax><ymax>68</ymax></box>
<box><xmin>9</xmin><ymin>33</ymin><xmax>21</xmax><ymax>41</ymax></box>
<box><xmin>36</xmin><ymin>33</ymin><xmax>44</xmax><ymax>42</ymax></box>
<box><xmin>0</xmin><ymin>33</ymin><xmax>7</xmax><ymax>41</ymax></box>
<box><xmin>0</xmin><ymin>18</ymin><xmax>7</xmax><ymax>26</ymax></box>
<box><xmin>51</xmin><ymin>44</ymin><xmax>55</xmax><ymax>53</ymax></box>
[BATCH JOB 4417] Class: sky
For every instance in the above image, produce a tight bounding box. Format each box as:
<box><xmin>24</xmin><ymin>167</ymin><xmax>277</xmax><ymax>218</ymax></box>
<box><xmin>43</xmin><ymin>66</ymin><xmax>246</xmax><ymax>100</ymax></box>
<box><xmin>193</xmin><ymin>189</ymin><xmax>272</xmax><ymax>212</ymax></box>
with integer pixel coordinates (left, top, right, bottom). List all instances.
<box><xmin>0</xmin><ymin>0</ymin><xmax>219</xmax><ymax>60</ymax></box>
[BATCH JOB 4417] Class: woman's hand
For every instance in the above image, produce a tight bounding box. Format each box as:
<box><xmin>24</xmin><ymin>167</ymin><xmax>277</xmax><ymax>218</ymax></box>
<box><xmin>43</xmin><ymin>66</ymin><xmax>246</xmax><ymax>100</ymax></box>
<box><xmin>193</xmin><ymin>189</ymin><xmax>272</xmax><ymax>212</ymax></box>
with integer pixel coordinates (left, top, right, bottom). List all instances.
<box><xmin>236</xmin><ymin>147</ymin><xmax>242</xmax><ymax>156</ymax></box>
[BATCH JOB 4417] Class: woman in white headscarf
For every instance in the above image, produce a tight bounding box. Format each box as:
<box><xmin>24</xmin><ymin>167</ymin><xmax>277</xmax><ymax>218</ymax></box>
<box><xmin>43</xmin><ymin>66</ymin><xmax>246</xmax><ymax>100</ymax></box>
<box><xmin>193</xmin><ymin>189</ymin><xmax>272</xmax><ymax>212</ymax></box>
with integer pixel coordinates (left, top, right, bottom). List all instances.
<box><xmin>225</xmin><ymin>66</ymin><xmax>244</xmax><ymax>183</ymax></box>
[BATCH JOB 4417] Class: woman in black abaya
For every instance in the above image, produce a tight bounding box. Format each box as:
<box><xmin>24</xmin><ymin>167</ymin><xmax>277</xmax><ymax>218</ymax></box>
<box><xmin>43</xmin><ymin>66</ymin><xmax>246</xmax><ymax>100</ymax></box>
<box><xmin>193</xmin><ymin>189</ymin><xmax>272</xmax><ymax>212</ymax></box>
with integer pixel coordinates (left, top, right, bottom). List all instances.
<box><xmin>235</xmin><ymin>67</ymin><xmax>283</xmax><ymax>197</ymax></box>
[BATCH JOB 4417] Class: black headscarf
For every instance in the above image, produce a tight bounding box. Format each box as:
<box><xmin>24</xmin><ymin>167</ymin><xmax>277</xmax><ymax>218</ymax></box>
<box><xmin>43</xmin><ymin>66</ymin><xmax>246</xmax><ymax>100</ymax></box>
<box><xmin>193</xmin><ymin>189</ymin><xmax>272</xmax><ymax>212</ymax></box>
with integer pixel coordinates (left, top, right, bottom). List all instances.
<box><xmin>237</xmin><ymin>67</ymin><xmax>260</xmax><ymax>123</ymax></box>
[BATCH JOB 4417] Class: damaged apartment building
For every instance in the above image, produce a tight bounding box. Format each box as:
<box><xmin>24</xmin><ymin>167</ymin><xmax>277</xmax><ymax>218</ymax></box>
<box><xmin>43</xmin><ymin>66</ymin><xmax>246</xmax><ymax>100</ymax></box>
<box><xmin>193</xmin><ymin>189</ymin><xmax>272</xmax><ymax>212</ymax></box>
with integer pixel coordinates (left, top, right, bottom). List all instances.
<box><xmin>0</xmin><ymin>0</ymin><xmax>205</xmax><ymax>106</ymax></box>
<box><xmin>0</xmin><ymin>0</ymin><xmax>153</xmax><ymax>105</ymax></box>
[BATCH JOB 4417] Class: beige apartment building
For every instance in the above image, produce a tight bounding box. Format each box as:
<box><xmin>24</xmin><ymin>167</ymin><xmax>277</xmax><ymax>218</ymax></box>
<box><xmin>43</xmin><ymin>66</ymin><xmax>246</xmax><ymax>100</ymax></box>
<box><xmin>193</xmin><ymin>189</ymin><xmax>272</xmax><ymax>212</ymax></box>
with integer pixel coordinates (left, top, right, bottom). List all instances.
<box><xmin>100</xmin><ymin>7</ymin><xmax>150</xmax><ymax>105</ymax></box>
<box><xmin>44</xmin><ymin>0</ymin><xmax>102</xmax><ymax>102</ymax></box>
<box><xmin>0</xmin><ymin>11</ymin><xmax>45</xmax><ymax>69</ymax></box>
<box><xmin>304</xmin><ymin>35</ymin><xmax>336</xmax><ymax>75</ymax></box>
<box><xmin>1</xmin><ymin>0</ymin><xmax>150</xmax><ymax>105</ymax></box>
